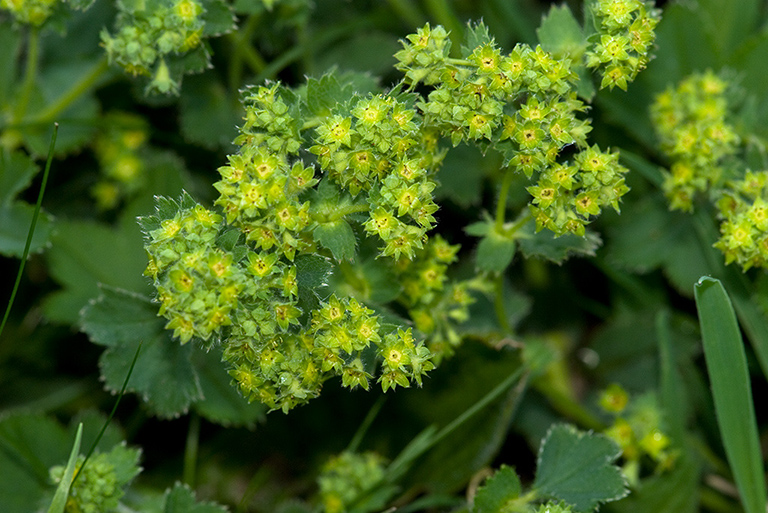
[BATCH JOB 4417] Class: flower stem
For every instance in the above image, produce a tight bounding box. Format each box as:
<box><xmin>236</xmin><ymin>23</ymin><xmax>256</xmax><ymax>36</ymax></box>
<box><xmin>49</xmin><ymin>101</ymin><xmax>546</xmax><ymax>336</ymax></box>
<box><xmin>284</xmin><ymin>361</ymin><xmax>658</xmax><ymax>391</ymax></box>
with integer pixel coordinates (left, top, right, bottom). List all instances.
<box><xmin>28</xmin><ymin>56</ymin><xmax>110</xmax><ymax>126</ymax></box>
<box><xmin>13</xmin><ymin>27</ymin><xmax>40</xmax><ymax>123</ymax></box>
<box><xmin>494</xmin><ymin>169</ymin><xmax>515</xmax><ymax>233</ymax></box>
<box><xmin>183</xmin><ymin>412</ymin><xmax>201</xmax><ymax>487</ymax></box>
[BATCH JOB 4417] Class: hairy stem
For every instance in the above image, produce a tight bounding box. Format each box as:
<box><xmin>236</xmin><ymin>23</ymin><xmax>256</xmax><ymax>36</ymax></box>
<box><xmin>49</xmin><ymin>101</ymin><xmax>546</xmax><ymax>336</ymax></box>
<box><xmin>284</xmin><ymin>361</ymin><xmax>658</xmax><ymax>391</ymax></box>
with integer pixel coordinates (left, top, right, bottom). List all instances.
<box><xmin>494</xmin><ymin>169</ymin><xmax>515</xmax><ymax>233</ymax></box>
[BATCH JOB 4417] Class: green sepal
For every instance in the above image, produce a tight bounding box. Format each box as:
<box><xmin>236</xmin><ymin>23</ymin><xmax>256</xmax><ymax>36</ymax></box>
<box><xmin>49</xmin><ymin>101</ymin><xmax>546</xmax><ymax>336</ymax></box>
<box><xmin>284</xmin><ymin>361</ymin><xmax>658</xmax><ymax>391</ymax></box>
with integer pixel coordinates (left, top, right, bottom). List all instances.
<box><xmin>472</xmin><ymin>465</ymin><xmax>523</xmax><ymax>513</ymax></box>
<box><xmin>461</xmin><ymin>21</ymin><xmax>494</xmax><ymax>56</ymax></box>
<box><xmin>533</xmin><ymin>423</ymin><xmax>627</xmax><ymax>511</ymax></box>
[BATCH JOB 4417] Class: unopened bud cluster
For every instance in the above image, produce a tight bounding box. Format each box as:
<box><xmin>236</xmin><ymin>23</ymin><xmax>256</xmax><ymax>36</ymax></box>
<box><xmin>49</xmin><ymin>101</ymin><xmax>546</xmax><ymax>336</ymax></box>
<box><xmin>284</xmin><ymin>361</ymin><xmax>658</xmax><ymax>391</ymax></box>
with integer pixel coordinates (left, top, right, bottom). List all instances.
<box><xmin>1</xmin><ymin>0</ymin><xmax>58</xmax><ymax>25</ymax></box>
<box><xmin>91</xmin><ymin>112</ymin><xmax>149</xmax><ymax>210</ymax></box>
<box><xmin>50</xmin><ymin>454</ymin><xmax>122</xmax><ymax>513</ymax></box>
<box><xmin>585</xmin><ymin>0</ymin><xmax>661</xmax><ymax>90</ymax></box>
<box><xmin>318</xmin><ymin>451</ymin><xmax>387</xmax><ymax>513</ymax></box>
<box><xmin>101</xmin><ymin>0</ymin><xmax>206</xmax><ymax>93</ymax></box>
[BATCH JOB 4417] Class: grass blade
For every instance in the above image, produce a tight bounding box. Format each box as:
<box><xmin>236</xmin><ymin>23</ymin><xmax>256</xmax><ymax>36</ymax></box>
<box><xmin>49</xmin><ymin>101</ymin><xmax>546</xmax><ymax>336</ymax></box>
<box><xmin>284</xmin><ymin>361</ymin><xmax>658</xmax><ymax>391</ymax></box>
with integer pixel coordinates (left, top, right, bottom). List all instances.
<box><xmin>0</xmin><ymin>123</ymin><xmax>57</xmax><ymax>338</ymax></box>
<box><xmin>47</xmin><ymin>423</ymin><xmax>82</xmax><ymax>513</ymax></box>
<box><xmin>694</xmin><ymin>276</ymin><xmax>766</xmax><ymax>513</ymax></box>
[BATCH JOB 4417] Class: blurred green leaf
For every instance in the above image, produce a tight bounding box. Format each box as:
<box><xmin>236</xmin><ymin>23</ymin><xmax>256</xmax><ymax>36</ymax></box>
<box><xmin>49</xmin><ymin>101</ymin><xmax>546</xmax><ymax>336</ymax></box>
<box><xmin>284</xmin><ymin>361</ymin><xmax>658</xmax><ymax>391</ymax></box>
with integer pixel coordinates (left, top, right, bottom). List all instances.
<box><xmin>533</xmin><ymin>423</ymin><xmax>627</xmax><ymax>511</ymax></box>
<box><xmin>474</xmin><ymin>228</ymin><xmax>516</xmax><ymax>273</ymax></box>
<box><xmin>201</xmin><ymin>0</ymin><xmax>236</xmax><ymax>36</ymax></box>
<box><xmin>472</xmin><ymin>465</ymin><xmax>522</xmax><ymax>513</ymax></box>
<box><xmin>162</xmin><ymin>482</ymin><xmax>228</xmax><ymax>512</ymax></box>
<box><xmin>43</xmin><ymin>218</ymin><xmax>149</xmax><ymax>324</ymax></box>
<box><xmin>694</xmin><ymin>277</ymin><xmax>766</xmax><ymax>513</ymax></box>
<box><xmin>517</xmin><ymin>224</ymin><xmax>601</xmax><ymax>264</ymax></box>
<box><xmin>0</xmin><ymin>150</ymin><xmax>52</xmax><ymax>257</ymax></box>
<box><xmin>605</xmin><ymin>454</ymin><xmax>700</xmax><ymax>513</ymax></box>
<box><xmin>80</xmin><ymin>286</ymin><xmax>203</xmax><ymax>418</ymax></box>
<box><xmin>179</xmin><ymin>76</ymin><xmax>239</xmax><ymax>150</ymax></box>
<box><xmin>0</xmin><ymin>414</ymin><xmax>70</xmax><ymax>513</ymax></box>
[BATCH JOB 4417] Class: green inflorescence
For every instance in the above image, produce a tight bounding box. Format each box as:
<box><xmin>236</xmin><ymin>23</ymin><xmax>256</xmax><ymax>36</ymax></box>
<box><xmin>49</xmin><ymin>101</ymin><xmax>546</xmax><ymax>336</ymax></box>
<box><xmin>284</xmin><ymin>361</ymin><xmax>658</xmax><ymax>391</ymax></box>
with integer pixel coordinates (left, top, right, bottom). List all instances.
<box><xmin>50</xmin><ymin>454</ymin><xmax>122</xmax><ymax>513</ymax></box>
<box><xmin>100</xmin><ymin>0</ymin><xmax>230</xmax><ymax>94</ymax></box>
<box><xmin>318</xmin><ymin>451</ymin><xmax>387</xmax><ymax>513</ymax></box>
<box><xmin>0</xmin><ymin>0</ymin><xmax>58</xmax><ymax>25</ymax></box>
<box><xmin>714</xmin><ymin>170</ymin><xmax>768</xmax><ymax>270</ymax></box>
<box><xmin>651</xmin><ymin>71</ymin><xmax>740</xmax><ymax>212</ymax></box>
<box><xmin>394</xmin><ymin>21</ymin><xmax>633</xmax><ymax>237</ymax></box>
<box><xmin>585</xmin><ymin>0</ymin><xmax>661</xmax><ymax>91</ymax></box>
<box><xmin>650</xmin><ymin>70</ymin><xmax>768</xmax><ymax>270</ymax></box>
<box><xmin>143</xmin><ymin>11</ymin><xmax>658</xmax><ymax>412</ymax></box>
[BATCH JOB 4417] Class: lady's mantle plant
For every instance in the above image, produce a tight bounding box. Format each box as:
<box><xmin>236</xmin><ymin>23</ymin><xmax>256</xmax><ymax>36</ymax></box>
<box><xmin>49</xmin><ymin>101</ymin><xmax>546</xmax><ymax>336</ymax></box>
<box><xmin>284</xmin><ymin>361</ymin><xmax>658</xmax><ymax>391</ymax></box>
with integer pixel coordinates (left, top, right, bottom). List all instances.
<box><xmin>141</xmin><ymin>0</ymin><xmax>661</xmax><ymax>413</ymax></box>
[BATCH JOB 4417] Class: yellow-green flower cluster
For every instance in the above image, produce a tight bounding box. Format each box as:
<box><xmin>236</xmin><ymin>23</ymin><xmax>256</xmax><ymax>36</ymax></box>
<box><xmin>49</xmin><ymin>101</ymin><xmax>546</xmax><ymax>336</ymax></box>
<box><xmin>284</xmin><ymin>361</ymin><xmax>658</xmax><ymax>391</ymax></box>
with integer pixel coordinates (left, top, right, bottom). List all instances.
<box><xmin>650</xmin><ymin>71</ymin><xmax>740</xmax><ymax>211</ymax></box>
<box><xmin>214</xmin><ymin>144</ymin><xmax>316</xmax><ymax>261</ymax></box>
<box><xmin>396</xmin><ymin>24</ymin><xmax>631</xmax><ymax>237</ymax></box>
<box><xmin>318</xmin><ymin>451</ymin><xmax>387</xmax><ymax>513</ymax></box>
<box><xmin>91</xmin><ymin>112</ymin><xmax>149</xmax><ymax>210</ymax></box>
<box><xmin>0</xmin><ymin>0</ymin><xmax>58</xmax><ymax>25</ymax></box>
<box><xmin>585</xmin><ymin>0</ymin><xmax>661</xmax><ymax>90</ymax></box>
<box><xmin>527</xmin><ymin>145</ymin><xmax>629</xmax><ymax>236</ymax></box>
<box><xmin>50</xmin><ymin>454</ymin><xmax>122</xmax><ymax>513</ymax></box>
<box><xmin>714</xmin><ymin>171</ymin><xmax>768</xmax><ymax>270</ymax></box>
<box><xmin>101</xmin><ymin>0</ymin><xmax>205</xmax><ymax>93</ymax></box>
<box><xmin>393</xmin><ymin>235</ymin><xmax>476</xmax><ymax>362</ymax></box>
<box><xmin>312</xmin><ymin>94</ymin><xmax>443</xmax><ymax>260</ymax></box>
<box><xmin>143</xmin><ymin>201</ymin><xmax>243</xmax><ymax>344</ymax></box>
<box><xmin>599</xmin><ymin>384</ymin><xmax>676</xmax><ymax>484</ymax></box>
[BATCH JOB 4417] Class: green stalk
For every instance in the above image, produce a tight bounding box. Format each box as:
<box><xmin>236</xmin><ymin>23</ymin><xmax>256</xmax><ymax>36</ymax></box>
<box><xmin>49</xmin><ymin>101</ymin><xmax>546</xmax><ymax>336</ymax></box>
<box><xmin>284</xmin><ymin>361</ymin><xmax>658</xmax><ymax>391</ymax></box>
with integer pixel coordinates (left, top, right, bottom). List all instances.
<box><xmin>14</xmin><ymin>27</ymin><xmax>40</xmax><ymax>123</ymax></box>
<box><xmin>494</xmin><ymin>169</ymin><xmax>514</xmax><ymax>233</ymax></box>
<box><xmin>493</xmin><ymin>275</ymin><xmax>511</xmax><ymax>334</ymax></box>
<box><xmin>0</xmin><ymin>123</ymin><xmax>57</xmax><ymax>339</ymax></box>
<box><xmin>183</xmin><ymin>412</ymin><xmax>201</xmax><ymax>487</ymax></box>
<box><xmin>27</xmin><ymin>57</ymin><xmax>109</xmax><ymax>126</ymax></box>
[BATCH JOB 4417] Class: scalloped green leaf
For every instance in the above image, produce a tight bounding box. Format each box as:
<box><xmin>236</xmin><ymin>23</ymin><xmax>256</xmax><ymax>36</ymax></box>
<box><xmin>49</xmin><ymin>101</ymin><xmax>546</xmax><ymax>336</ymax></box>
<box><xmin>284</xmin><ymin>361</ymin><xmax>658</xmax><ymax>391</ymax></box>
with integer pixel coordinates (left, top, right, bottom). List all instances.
<box><xmin>192</xmin><ymin>347</ymin><xmax>266</xmax><ymax>427</ymax></box>
<box><xmin>533</xmin><ymin>424</ymin><xmax>627</xmax><ymax>511</ymax></box>
<box><xmin>43</xmin><ymin>218</ymin><xmax>150</xmax><ymax>324</ymax></box>
<box><xmin>201</xmin><ymin>0</ymin><xmax>236</xmax><ymax>36</ymax></box>
<box><xmin>80</xmin><ymin>286</ymin><xmax>202</xmax><ymax>418</ymax></box>
<box><xmin>536</xmin><ymin>4</ymin><xmax>586</xmax><ymax>58</ymax></box>
<box><xmin>305</xmin><ymin>74</ymin><xmax>347</xmax><ymax>117</ymax></box>
<box><xmin>162</xmin><ymin>482</ymin><xmax>228</xmax><ymax>513</ymax></box>
<box><xmin>0</xmin><ymin>201</ymin><xmax>53</xmax><ymax>258</ymax></box>
<box><xmin>313</xmin><ymin>219</ymin><xmax>356</xmax><ymax>262</ymax></box>
<box><xmin>472</xmin><ymin>465</ymin><xmax>522</xmax><ymax>513</ymax></box>
<box><xmin>518</xmin><ymin>224</ymin><xmax>601</xmax><ymax>264</ymax></box>
<box><xmin>476</xmin><ymin>230</ymin><xmax>516</xmax><ymax>273</ymax></box>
